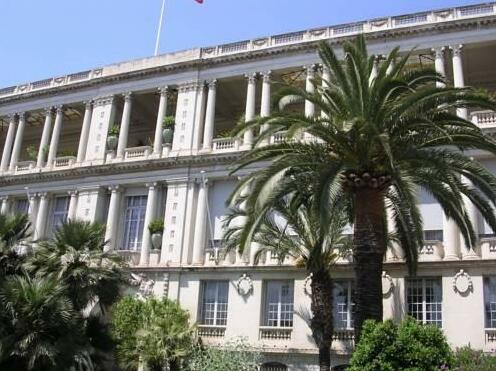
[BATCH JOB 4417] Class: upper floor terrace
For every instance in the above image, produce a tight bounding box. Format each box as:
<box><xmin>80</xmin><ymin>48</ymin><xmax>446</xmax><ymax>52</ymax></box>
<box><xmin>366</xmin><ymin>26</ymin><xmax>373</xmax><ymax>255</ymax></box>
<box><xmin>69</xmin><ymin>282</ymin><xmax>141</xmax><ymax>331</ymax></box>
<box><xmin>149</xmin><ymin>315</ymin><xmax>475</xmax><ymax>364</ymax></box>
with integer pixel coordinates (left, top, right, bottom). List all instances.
<box><xmin>2</xmin><ymin>2</ymin><xmax>496</xmax><ymax>181</ymax></box>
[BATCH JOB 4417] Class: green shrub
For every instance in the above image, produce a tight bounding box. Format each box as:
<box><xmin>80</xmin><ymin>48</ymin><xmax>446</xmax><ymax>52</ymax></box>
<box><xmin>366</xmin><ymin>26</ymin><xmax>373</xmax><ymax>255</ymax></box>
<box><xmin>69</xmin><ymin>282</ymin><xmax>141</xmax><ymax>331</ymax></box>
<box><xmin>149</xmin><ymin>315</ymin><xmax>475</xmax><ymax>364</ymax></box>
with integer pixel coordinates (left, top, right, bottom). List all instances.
<box><xmin>148</xmin><ymin>219</ymin><xmax>164</xmax><ymax>234</ymax></box>
<box><xmin>162</xmin><ymin>116</ymin><xmax>175</xmax><ymax>129</ymax></box>
<box><xmin>111</xmin><ymin>296</ymin><xmax>194</xmax><ymax>371</ymax></box>
<box><xmin>186</xmin><ymin>338</ymin><xmax>261</xmax><ymax>371</ymax></box>
<box><xmin>348</xmin><ymin>318</ymin><xmax>453</xmax><ymax>371</ymax></box>
<box><xmin>108</xmin><ymin>124</ymin><xmax>120</xmax><ymax>136</ymax></box>
<box><xmin>452</xmin><ymin>346</ymin><xmax>496</xmax><ymax>370</ymax></box>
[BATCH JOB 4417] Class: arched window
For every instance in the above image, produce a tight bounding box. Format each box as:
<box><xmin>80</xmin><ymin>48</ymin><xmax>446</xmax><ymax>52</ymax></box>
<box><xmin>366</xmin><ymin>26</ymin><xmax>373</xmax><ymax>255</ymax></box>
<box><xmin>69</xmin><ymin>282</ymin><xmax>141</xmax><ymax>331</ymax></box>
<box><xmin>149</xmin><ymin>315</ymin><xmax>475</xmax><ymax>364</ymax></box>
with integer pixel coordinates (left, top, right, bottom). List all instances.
<box><xmin>261</xmin><ymin>362</ymin><xmax>288</xmax><ymax>371</ymax></box>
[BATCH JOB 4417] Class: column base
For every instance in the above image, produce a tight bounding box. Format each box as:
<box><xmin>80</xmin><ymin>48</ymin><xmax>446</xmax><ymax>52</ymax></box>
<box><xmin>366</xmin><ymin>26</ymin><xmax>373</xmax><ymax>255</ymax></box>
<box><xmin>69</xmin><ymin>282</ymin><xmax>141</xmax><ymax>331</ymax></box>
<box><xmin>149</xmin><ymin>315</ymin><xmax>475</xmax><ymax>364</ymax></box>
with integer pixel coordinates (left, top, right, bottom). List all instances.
<box><xmin>462</xmin><ymin>250</ymin><xmax>480</xmax><ymax>260</ymax></box>
<box><xmin>443</xmin><ymin>254</ymin><xmax>461</xmax><ymax>261</ymax></box>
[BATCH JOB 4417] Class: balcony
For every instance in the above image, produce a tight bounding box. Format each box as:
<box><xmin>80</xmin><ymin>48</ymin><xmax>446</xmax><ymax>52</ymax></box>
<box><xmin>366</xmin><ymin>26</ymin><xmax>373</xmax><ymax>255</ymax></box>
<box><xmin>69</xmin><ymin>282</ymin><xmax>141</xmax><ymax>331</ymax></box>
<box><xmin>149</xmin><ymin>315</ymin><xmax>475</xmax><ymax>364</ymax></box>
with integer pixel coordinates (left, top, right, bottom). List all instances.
<box><xmin>418</xmin><ymin>240</ymin><xmax>444</xmax><ymax>262</ymax></box>
<box><xmin>212</xmin><ymin>137</ymin><xmax>241</xmax><ymax>153</ymax></box>
<box><xmin>485</xmin><ymin>329</ymin><xmax>496</xmax><ymax>352</ymax></box>
<box><xmin>480</xmin><ymin>238</ymin><xmax>496</xmax><ymax>260</ymax></box>
<box><xmin>15</xmin><ymin>161</ymin><xmax>35</xmax><ymax>173</ymax></box>
<box><xmin>259</xmin><ymin>326</ymin><xmax>292</xmax><ymax>340</ymax></box>
<box><xmin>124</xmin><ymin>146</ymin><xmax>152</xmax><ymax>160</ymax></box>
<box><xmin>54</xmin><ymin>156</ymin><xmax>76</xmax><ymax>169</ymax></box>
<box><xmin>472</xmin><ymin>110</ymin><xmax>496</xmax><ymax>129</ymax></box>
<box><xmin>332</xmin><ymin>329</ymin><xmax>355</xmax><ymax>354</ymax></box>
<box><xmin>197</xmin><ymin>325</ymin><xmax>226</xmax><ymax>338</ymax></box>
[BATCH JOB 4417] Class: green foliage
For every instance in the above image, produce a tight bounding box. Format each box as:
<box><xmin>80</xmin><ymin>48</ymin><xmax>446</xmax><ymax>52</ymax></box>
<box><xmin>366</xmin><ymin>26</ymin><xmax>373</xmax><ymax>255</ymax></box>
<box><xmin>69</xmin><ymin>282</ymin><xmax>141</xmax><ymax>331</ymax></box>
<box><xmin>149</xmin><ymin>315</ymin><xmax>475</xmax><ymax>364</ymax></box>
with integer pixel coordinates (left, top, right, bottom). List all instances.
<box><xmin>452</xmin><ymin>346</ymin><xmax>496</xmax><ymax>370</ymax></box>
<box><xmin>348</xmin><ymin>318</ymin><xmax>454</xmax><ymax>371</ymax></box>
<box><xmin>108</xmin><ymin>124</ymin><xmax>120</xmax><ymax>136</ymax></box>
<box><xmin>162</xmin><ymin>115</ymin><xmax>176</xmax><ymax>129</ymax></box>
<box><xmin>111</xmin><ymin>296</ymin><xmax>195</xmax><ymax>371</ymax></box>
<box><xmin>187</xmin><ymin>338</ymin><xmax>261</xmax><ymax>371</ymax></box>
<box><xmin>26</xmin><ymin>145</ymin><xmax>38</xmax><ymax>161</ymax></box>
<box><xmin>0</xmin><ymin>213</ymin><xmax>30</xmax><ymax>278</ymax></box>
<box><xmin>148</xmin><ymin>219</ymin><xmax>164</xmax><ymax>234</ymax></box>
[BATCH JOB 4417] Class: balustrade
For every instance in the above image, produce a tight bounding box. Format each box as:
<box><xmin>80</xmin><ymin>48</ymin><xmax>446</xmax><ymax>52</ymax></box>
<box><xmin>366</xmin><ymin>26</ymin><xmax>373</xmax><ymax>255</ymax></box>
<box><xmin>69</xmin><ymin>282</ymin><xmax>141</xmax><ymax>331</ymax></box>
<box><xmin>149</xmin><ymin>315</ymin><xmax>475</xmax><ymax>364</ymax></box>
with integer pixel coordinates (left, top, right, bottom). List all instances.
<box><xmin>212</xmin><ymin>137</ymin><xmax>241</xmax><ymax>152</ymax></box>
<box><xmin>54</xmin><ymin>156</ymin><xmax>76</xmax><ymax>168</ymax></box>
<box><xmin>124</xmin><ymin>146</ymin><xmax>152</xmax><ymax>160</ymax></box>
<box><xmin>259</xmin><ymin>327</ymin><xmax>292</xmax><ymax>340</ymax></box>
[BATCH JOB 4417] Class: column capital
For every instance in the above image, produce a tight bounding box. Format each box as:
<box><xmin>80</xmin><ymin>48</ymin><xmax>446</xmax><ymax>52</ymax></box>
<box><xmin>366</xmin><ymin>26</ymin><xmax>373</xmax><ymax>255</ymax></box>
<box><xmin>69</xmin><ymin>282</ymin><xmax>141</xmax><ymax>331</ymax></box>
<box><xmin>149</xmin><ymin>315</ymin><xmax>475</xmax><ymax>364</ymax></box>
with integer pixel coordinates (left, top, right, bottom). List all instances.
<box><xmin>94</xmin><ymin>95</ymin><xmax>114</xmax><ymax>107</ymax></box>
<box><xmin>54</xmin><ymin>105</ymin><xmax>64</xmax><ymax>114</ymax></box>
<box><xmin>68</xmin><ymin>190</ymin><xmax>78</xmax><ymax>197</ymax></box>
<box><xmin>44</xmin><ymin>107</ymin><xmax>54</xmax><ymax>116</ymax></box>
<box><xmin>0</xmin><ymin>195</ymin><xmax>9</xmax><ymax>202</ymax></box>
<box><xmin>262</xmin><ymin>70</ymin><xmax>272</xmax><ymax>82</ymax></box>
<box><xmin>83</xmin><ymin>100</ymin><xmax>93</xmax><ymax>109</ymax></box>
<box><xmin>304</xmin><ymin>64</ymin><xmax>317</xmax><ymax>75</ymax></box>
<box><xmin>8</xmin><ymin>113</ymin><xmax>17</xmax><ymax>122</ymax></box>
<box><xmin>158</xmin><ymin>86</ymin><xmax>169</xmax><ymax>96</ymax></box>
<box><xmin>37</xmin><ymin>192</ymin><xmax>49</xmax><ymax>199</ymax></box>
<box><xmin>450</xmin><ymin>44</ymin><xmax>463</xmax><ymax>57</ymax></box>
<box><xmin>145</xmin><ymin>182</ymin><xmax>160</xmax><ymax>189</ymax></box>
<box><xmin>108</xmin><ymin>185</ymin><xmax>122</xmax><ymax>193</ymax></box>
<box><xmin>207</xmin><ymin>79</ymin><xmax>217</xmax><ymax>89</ymax></box>
<box><xmin>244</xmin><ymin>72</ymin><xmax>258</xmax><ymax>84</ymax></box>
<box><xmin>16</xmin><ymin>112</ymin><xmax>25</xmax><ymax>120</ymax></box>
<box><xmin>123</xmin><ymin>92</ymin><xmax>133</xmax><ymax>101</ymax></box>
<box><xmin>431</xmin><ymin>46</ymin><xmax>446</xmax><ymax>58</ymax></box>
<box><xmin>29</xmin><ymin>194</ymin><xmax>38</xmax><ymax>201</ymax></box>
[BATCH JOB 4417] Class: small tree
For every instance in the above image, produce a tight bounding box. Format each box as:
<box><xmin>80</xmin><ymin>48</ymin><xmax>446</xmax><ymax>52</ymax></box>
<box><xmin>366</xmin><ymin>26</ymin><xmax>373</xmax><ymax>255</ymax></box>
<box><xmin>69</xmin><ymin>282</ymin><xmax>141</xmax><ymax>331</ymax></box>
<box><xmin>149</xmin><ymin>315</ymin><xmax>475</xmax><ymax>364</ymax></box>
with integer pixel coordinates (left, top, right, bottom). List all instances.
<box><xmin>452</xmin><ymin>346</ymin><xmax>496</xmax><ymax>371</ymax></box>
<box><xmin>111</xmin><ymin>296</ymin><xmax>194</xmax><ymax>371</ymax></box>
<box><xmin>348</xmin><ymin>318</ymin><xmax>454</xmax><ymax>371</ymax></box>
<box><xmin>187</xmin><ymin>338</ymin><xmax>261</xmax><ymax>371</ymax></box>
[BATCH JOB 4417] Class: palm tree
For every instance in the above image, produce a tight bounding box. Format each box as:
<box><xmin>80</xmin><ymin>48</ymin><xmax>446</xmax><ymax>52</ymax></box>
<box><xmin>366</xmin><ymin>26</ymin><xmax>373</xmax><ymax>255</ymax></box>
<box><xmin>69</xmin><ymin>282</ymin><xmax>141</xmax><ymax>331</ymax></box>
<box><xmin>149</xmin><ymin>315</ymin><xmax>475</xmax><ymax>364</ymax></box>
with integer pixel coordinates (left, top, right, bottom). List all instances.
<box><xmin>224</xmin><ymin>194</ymin><xmax>350</xmax><ymax>371</ymax></box>
<box><xmin>0</xmin><ymin>213</ymin><xmax>30</xmax><ymax>277</ymax></box>
<box><xmin>0</xmin><ymin>275</ymin><xmax>87</xmax><ymax>371</ymax></box>
<box><xmin>228</xmin><ymin>36</ymin><xmax>496</xmax><ymax>340</ymax></box>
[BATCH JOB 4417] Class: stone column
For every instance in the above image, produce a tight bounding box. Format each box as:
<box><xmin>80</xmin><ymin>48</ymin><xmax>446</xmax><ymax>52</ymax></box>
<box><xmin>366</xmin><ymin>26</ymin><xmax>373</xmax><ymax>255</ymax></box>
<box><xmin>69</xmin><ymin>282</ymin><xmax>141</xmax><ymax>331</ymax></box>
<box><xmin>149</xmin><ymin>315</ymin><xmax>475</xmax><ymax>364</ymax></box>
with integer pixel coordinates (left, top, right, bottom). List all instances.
<box><xmin>67</xmin><ymin>191</ymin><xmax>78</xmax><ymax>221</ymax></box>
<box><xmin>432</xmin><ymin>47</ymin><xmax>446</xmax><ymax>87</ymax></box>
<box><xmin>34</xmin><ymin>193</ymin><xmax>49</xmax><ymax>240</ymax></box>
<box><xmin>117</xmin><ymin>92</ymin><xmax>133</xmax><ymax>159</ymax></box>
<box><xmin>461</xmin><ymin>174</ymin><xmax>480</xmax><ymax>259</ymax></box>
<box><xmin>260</xmin><ymin>71</ymin><xmax>272</xmax><ymax>144</ymax></box>
<box><xmin>1</xmin><ymin>115</ymin><xmax>17</xmax><ymax>172</ymax></box>
<box><xmin>104</xmin><ymin>186</ymin><xmax>122</xmax><ymax>251</ymax></box>
<box><xmin>9</xmin><ymin>112</ymin><xmax>26</xmax><ymax>171</ymax></box>
<box><xmin>76</xmin><ymin>101</ymin><xmax>93</xmax><ymax>163</ymax></box>
<box><xmin>321</xmin><ymin>66</ymin><xmax>331</xmax><ymax>119</ymax></box>
<box><xmin>140</xmin><ymin>183</ymin><xmax>159</xmax><ymax>266</ymax></box>
<box><xmin>443</xmin><ymin>213</ymin><xmax>460</xmax><ymax>261</ymax></box>
<box><xmin>192</xmin><ymin>177</ymin><xmax>209</xmax><ymax>265</ymax></box>
<box><xmin>451</xmin><ymin>45</ymin><xmax>467</xmax><ymax>119</ymax></box>
<box><xmin>37</xmin><ymin>108</ymin><xmax>53</xmax><ymax>168</ymax></box>
<box><xmin>243</xmin><ymin>73</ymin><xmax>257</xmax><ymax>148</ymax></box>
<box><xmin>0</xmin><ymin>197</ymin><xmax>10</xmax><ymax>215</ymax></box>
<box><xmin>369</xmin><ymin>56</ymin><xmax>379</xmax><ymax>86</ymax></box>
<box><xmin>305</xmin><ymin>65</ymin><xmax>316</xmax><ymax>117</ymax></box>
<box><xmin>28</xmin><ymin>194</ymin><xmax>39</xmax><ymax>228</ymax></box>
<box><xmin>153</xmin><ymin>87</ymin><xmax>168</xmax><ymax>155</ymax></box>
<box><xmin>202</xmin><ymin>80</ymin><xmax>217</xmax><ymax>150</ymax></box>
<box><xmin>46</xmin><ymin>106</ymin><xmax>64</xmax><ymax>167</ymax></box>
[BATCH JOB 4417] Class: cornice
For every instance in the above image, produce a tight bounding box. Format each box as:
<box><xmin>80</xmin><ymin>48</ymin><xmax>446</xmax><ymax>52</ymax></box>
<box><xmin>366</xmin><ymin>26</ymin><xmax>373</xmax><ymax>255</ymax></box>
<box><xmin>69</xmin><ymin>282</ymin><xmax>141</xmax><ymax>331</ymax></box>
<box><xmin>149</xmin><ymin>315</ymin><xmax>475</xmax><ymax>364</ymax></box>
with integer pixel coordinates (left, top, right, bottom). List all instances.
<box><xmin>1</xmin><ymin>14</ymin><xmax>496</xmax><ymax>106</ymax></box>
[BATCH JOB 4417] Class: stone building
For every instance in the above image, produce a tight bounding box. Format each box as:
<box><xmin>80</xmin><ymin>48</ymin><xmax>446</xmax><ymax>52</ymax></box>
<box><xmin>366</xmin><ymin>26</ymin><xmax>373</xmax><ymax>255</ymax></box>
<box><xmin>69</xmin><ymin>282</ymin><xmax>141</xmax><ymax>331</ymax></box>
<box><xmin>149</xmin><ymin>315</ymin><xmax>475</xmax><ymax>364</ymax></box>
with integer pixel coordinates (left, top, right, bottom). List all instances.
<box><xmin>1</xmin><ymin>3</ymin><xmax>496</xmax><ymax>369</ymax></box>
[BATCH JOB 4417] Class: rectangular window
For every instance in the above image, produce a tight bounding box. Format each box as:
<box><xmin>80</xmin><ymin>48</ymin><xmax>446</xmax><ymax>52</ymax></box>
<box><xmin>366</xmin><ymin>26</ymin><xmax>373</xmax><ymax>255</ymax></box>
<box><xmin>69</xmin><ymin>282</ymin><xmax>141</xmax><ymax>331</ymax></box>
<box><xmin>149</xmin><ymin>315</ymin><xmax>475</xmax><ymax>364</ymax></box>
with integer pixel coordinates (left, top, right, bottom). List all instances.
<box><xmin>14</xmin><ymin>199</ymin><xmax>29</xmax><ymax>214</ymax></box>
<box><xmin>424</xmin><ymin>230</ymin><xmax>443</xmax><ymax>242</ymax></box>
<box><xmin>200</xmin><ymin>281</ymin><xmax>229</xmax><ymax>326</ymax></box>
<box><xmin>263</xmin><ymin>280</ymin><xmax>294</xmax><ymax>328</ymax></box>
<box><xmin>333</xmin><ymin>280</ymin><xmax>354</xmax><ymax>329</ymax></box>
<box><xmin>407</xmin><ymin>278</ymin><xmax>442</xmax><ymax>327</ymax></box>
<box><xmin>50</xmin><ymin>196</ymin><xmax>69</xmax><ymax>232</ymax></box>
<box><xmin>484</xmin><ymin>277</ymin><xmax>496</xmax><ymax>328</ymax></box>
<box><xmin>122</xmin><ymin>195</ymin><xmax>147</xmax><ymax>251</ymax></box>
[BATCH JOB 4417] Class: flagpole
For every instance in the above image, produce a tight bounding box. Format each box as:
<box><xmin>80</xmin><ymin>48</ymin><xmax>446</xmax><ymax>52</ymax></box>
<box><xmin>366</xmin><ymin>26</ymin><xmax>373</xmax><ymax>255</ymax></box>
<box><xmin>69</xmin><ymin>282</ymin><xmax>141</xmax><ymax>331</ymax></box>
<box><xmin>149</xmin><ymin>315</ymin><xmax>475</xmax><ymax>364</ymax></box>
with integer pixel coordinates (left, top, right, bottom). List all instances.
<box><xmin>154</xmin><ymin>0</ymin><xmax>166</xmax><ymax>56</ymax></box>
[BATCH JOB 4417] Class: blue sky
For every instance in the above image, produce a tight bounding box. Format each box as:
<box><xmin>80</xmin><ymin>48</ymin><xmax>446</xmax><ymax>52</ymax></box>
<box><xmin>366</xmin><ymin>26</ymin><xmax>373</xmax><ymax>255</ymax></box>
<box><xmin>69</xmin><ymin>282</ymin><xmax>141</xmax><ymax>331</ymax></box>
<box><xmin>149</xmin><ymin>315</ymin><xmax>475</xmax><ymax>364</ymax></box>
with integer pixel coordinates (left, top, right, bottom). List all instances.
<box><xmin>0</xmin><ymin>0</ymin><xmax>484</xmax><ymax>87</ymax></box>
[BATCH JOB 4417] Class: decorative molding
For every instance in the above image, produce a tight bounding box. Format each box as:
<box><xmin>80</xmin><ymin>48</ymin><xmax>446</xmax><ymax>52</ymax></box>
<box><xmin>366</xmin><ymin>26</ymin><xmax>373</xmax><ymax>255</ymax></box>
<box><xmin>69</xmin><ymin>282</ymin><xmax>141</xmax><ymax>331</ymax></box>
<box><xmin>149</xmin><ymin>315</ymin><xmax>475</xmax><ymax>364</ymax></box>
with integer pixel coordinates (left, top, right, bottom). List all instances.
<box><xmin>382</xmin><ymin>271</ymin><xmax>394</xmax><ymax>297</ymax></box>
<box><xmin>244</xmin><ymin>72</ymin><xmax>258</xmax><ymax>84</ymax></box>
<box><xmin>432</xmin><ymin>46</ymin><xmax>446</xmax><ymax>58</ymax></box>
<box><xmin>262</xmin><ymin>70</ymin><xmax>272</xmax><ymax>83</ymax></box>
<box><xmin>303</xmin><ymin>274</ymin><xmax>312</xmax><ymax>296</ymax></box>
<box><xmin>94</xmin><ymin>95</ymin><xmax>114</xmax><ymax>107</ymax></box>
<box><xmin>453</xmin><ymin>269</ymin><xmax>473</xmax><ymax>294</ymax></box>
<box><xmin>235</xmin><ymin>273</ymin><xmax>253</xmax><ymax>296</ymax></box>
<box><xmin>130</xmin><ymin>273</ymin><xmax>155</xmax><ymax>298</ymax></box>
<box><xmin>450</xmin><ymin>44</ymin><xmax>464</xmax><ymax>57</ymax></box>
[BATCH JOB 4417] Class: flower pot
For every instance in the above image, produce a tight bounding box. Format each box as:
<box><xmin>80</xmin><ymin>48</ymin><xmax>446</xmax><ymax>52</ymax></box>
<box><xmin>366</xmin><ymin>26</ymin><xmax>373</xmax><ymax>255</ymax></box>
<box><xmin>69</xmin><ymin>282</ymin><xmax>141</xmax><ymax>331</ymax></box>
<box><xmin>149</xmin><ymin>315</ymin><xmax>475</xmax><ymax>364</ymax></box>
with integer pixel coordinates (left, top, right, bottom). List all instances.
<box><xmin>162</xmin><ymin>128</ymin><xmax>174</xmax><ymax>146</ymax></box>
<box><xmin>107</xmin><ymin>135</ymin><xmax>118</xmax><ymax>150</ymax></box>
<box><xmin>151</xmin><ymin>233</ymin><xmax>162</xmax><ymax>251</ymax></box>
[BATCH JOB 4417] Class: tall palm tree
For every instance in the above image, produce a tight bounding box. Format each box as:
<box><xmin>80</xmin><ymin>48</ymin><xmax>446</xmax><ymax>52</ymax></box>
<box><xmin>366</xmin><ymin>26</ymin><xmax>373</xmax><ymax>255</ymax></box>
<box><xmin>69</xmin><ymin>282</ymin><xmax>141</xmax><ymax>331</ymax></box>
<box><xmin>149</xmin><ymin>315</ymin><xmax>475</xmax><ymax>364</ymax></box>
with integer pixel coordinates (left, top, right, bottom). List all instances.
<box><xmin>0</xmin><ymin>275</ymin><xmax>87</xmax><ymax>371</ymax></box>
<box><xmin>0</xmin><ymin>213</ymin><xmax>30</xmax><ymax>277</ymax></box>
<box><xmin>228</xmin><ymin>36</ymin><xmax>496</xmax><ymax>340</ymax></box>
<box><xmin>224</xmin><ymin>194</ymin><xmax>350</xmax><ymax>371</ymax></box>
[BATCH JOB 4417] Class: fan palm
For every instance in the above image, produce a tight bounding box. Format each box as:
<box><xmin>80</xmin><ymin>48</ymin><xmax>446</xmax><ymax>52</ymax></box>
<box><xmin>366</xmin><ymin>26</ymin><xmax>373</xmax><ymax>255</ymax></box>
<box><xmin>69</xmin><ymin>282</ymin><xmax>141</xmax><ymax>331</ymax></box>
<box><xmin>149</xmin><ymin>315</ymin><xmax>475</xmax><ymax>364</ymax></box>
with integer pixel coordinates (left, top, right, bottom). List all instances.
<box><xmin>0</xmin><ymin>275</ymin><xmax>86</xmax><ymax>371</ymax></box>
<box><xmin>224</xmin><ymin>194</ymin><xmax>350</xmax><ymax>371</ymax></box>
<box><xmin>0</xmin><ymin>213</ymin><xmax>30</xmax><ymax>277</ymax></box>
<box><xmin>228</xmin><ymin>36</ymin><xmax>496</xmax><ymax>340</ymax></box>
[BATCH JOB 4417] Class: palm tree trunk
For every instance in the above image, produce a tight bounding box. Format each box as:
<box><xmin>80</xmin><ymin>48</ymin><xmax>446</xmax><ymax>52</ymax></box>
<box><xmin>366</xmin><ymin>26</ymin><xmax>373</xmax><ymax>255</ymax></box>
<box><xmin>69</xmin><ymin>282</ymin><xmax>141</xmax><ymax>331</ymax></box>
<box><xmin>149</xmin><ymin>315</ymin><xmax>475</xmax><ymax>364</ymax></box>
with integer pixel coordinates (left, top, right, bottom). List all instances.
<box><xmin>353</xmin><ymin>188</ymin><xmax>387</xmax><ymax>343</ymax></box>
<box><xmin>310</xmin><ymin>269</ymin><xmax>334</xmax><ymax>371</ymax></box>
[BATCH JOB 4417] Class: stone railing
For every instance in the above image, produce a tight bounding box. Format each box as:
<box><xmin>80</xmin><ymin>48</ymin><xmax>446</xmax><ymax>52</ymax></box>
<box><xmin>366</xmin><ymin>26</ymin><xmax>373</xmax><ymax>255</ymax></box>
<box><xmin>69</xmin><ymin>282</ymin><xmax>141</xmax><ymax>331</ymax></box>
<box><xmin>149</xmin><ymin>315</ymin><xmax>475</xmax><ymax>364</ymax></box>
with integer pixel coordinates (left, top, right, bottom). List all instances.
<box><xmin>270</xmin><ymin>132</ymin><xmax>288</xmax><ymax>144</ymax></box>
<box><xmin>480</xmin><ymin>237</ymin><xmax>496</xmax><ymax>259</ymax></box>
<box><xmin>259</xmin><ymin>326</ymin><xmax>292</xmax><ymax>340</ymax></box>
<box><xmin>124</xmin><ymin>146</ymin><xmax>152</xmax><ymax>160</ymax></box>
<box><xmin>332</xmin><ymin>329</ymin><xmax>355</xmax><ymax>342</ymax></box>
<box><xmin>197</xmin><ymin>325</ymin><xmax>226</xmax><ymax>338</ymax></box>
<box><xmin>485</xmin><ymin>329</ymin><xmax>496</xmax><ymax>351</ymax></box>
<box><xmin>2</xmin><ymin>3</ymin><xmax>494</xmax><ymax>99</ymax></box>
<box><xmin>15</xmin><ymin>161</ymin><xmax>35</xmax><ymax>172</ymax></box>
<box><xmin>54</xmin><ymin>156</ymin><xmax>76</xmax><ymax>168</ymax></box>
<box><xmin>212</xmin><ymin>137</ymin><xmax>241</xmax><ymax>152</ymax></box>
<box><xmin>118</xmin><ymin>250</ymin><xmax>141</xmax><ymax>266</ymax></box>
<box><xmin>419</xmin><ymin>240</ymin><xmax>444</xmax><ymax>261</ymax></box>
<box><xmin>471</xmin><ymin>110</ymin><xmax>496</xmax><ymax>128</ymax></box>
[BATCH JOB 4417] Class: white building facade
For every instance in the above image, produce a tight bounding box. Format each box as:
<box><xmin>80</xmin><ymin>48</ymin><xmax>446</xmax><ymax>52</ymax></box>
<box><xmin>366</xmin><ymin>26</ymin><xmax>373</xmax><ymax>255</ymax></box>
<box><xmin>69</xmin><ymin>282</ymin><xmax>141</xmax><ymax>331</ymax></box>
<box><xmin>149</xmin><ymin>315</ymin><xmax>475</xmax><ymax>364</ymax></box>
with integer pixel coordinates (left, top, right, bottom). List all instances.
<box><xmin>2</xmin><ymin>3</ymin><xmax>496</xmax><ymax>369</ymax></box>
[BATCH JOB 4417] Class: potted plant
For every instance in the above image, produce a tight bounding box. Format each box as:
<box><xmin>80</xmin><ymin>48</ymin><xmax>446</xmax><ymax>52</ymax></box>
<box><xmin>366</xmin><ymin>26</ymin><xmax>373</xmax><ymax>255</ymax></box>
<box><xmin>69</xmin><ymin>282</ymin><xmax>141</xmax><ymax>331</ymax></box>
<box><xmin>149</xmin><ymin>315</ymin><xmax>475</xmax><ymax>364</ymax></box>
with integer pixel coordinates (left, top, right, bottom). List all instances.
<box><xmin>148</xmin><ymin>219</ymin><xmax>164</xmax><ymax>251</ymax></box>
<box><xmin>162</xmin><ymin>116</ymin><xmax>175</xmax><ymax>146</ymax></box>
<box><xmin>107</xmin><ymin>124</ymin><xmax>120</xmax><ymax>150</ymax></box>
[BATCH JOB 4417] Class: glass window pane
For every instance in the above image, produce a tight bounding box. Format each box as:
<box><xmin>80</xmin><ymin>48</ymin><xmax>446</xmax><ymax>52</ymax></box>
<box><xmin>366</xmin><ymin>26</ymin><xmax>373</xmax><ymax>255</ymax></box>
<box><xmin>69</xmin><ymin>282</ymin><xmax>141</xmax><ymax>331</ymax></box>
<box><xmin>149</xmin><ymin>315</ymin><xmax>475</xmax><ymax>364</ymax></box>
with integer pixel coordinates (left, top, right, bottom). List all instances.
<box><xmin>264</xmin><ymin>281</ymin><xmax>294</xmax><ymax>328</ymax></box>
<box><xmin>122</xmin><ymin>195</ymin><xmax>147</xmax><ymax>251</ymax></box>
<box><xmin>201</xmin><ymin>281</ymin><xmax>229</xmax><ymax>326</ymax></box>
<box><xmin>484</xmin><ymin>277</ymin><xmax>496</xmax><ymax>328</ymax></box>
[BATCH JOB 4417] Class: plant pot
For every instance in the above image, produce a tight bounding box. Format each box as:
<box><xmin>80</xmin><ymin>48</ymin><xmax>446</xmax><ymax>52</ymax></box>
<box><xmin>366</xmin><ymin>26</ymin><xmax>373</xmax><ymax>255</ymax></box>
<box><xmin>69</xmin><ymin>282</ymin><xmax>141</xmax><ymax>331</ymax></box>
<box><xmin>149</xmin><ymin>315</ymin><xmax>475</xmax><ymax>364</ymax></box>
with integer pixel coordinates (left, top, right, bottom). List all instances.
<box><xmin>162</xmin><ymin>128</ymin><xmax>174</xmax><ymax>146</ymax></box>
<box><xmin>151</xmin><ymin>233</ymin><xmax>162</xmax><ymax>251</ymax></box>
<box><xmin>107</xmin><ymin>135</ymin><xmax>118</xmax><ymax>150</ymax></box>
